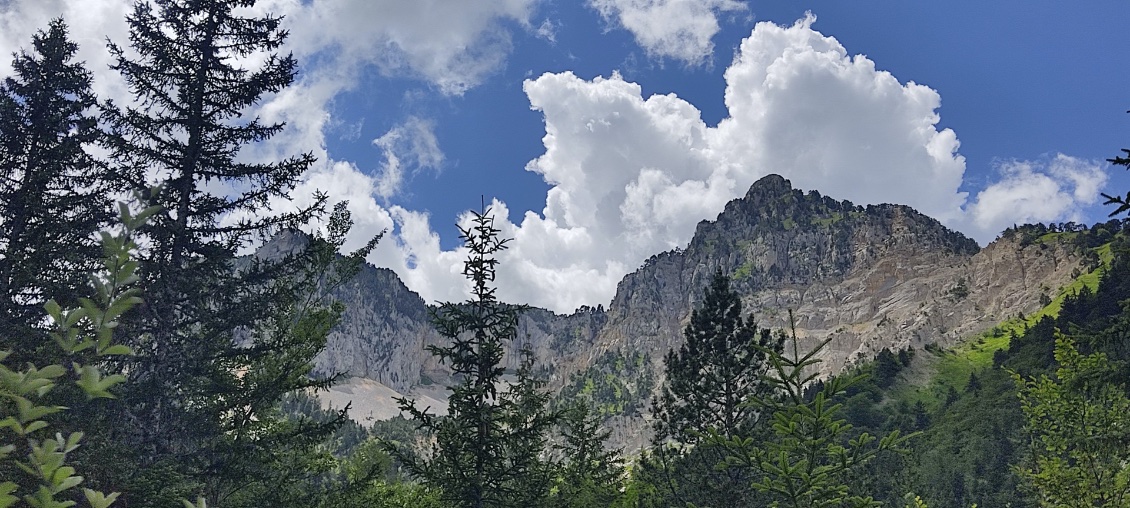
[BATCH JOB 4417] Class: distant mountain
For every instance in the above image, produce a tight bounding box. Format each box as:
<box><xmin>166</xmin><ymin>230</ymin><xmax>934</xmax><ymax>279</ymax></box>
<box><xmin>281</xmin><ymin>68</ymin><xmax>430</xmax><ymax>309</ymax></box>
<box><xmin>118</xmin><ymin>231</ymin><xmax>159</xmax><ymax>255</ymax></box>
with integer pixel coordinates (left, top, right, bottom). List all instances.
<box><xmin>298</xmin><ymin>174</ymin><xmax>1089</xmax><ymax>449</ymax></box>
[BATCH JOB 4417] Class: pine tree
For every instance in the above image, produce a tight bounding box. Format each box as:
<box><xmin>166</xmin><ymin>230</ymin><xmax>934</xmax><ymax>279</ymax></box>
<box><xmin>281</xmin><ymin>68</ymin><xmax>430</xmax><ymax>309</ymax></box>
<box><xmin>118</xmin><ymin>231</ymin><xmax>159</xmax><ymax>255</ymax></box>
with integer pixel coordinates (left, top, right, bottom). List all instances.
<box><xmin>98</xmin><ymin>0</ymin><xmax>341</xmax><ymax>504</ymax></box>
<box><xmin>0</xmin><ymin>18</ymin><xmax>111</xmax><ymax>358</ymax></box>
<box><xmin>393</xmin><ymin>208</ymin><xmax>558</xmax><ymax>508</ymax></box>
<box><xmin>552</xmin><ymin>403</ymin><xmax>625</xmax><ymax>508</ymax></box>
<box><xmin>649</xmin><ymin>269</ymin><xmax>781</xmax><ymax>507</ymax></box>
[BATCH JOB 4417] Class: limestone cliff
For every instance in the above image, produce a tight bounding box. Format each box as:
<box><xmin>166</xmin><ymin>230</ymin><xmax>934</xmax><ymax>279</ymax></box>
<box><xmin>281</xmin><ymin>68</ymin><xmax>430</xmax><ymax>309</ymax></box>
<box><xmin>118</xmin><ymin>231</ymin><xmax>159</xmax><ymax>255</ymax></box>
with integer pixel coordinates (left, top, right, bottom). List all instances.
<box><xmin>592</xmin><ymin>175</ymin><xmax>1082</xmax><ymax>379</ymax></box>
<box><xmin>303</xmin><ymin>174</ymin><xmax>1090</xmax><ymax>444</ymax></box>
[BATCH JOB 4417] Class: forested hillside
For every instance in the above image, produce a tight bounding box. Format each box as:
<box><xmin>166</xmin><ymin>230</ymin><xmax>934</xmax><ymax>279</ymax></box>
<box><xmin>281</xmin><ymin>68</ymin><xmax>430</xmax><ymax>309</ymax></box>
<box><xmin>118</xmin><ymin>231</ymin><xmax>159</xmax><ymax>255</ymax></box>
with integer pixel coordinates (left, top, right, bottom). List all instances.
<box><xmin>2</xmin><ymin>1</ymin><xmax>1130</xmax><ymax>507</ymax></box>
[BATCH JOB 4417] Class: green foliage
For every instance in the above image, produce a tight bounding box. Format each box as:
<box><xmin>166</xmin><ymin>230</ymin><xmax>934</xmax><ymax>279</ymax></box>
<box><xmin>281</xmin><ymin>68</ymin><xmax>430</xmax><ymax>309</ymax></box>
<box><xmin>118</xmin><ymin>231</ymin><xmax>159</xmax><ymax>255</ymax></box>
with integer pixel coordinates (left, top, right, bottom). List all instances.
<box><xmin>194</xmin><ymin>204</ymin><xmax>379</xmax><ymax>508</ymax></box>
<box><xmin>872</xmin><ymin>348</ymin><xmax>902</xmax><ymax>388</ymax></box>
<box><xmin>948</xmin><ymin>278</ymin><xmax>970</xmax><ymax>301</ymax></box>
<box><xmin>314</xmin><ymin>438</ymin><xmax>446</xmax><ymax>508</ymax></box>
<box><xmin>393</xmin><ymin>208</ymin><xmax>558</xmax><ymax>508</ymax></box>
<box><xmin>818</xmin><ymin>231</ymin><xmax>1130</xmax><ymax>507</ymax></box>
<box><xmin>87</xmin><ymin>1</ymin><xmax>378</xmax><ymax>504</ymax></box>
<box><xmin>0</xmin><ymin>18</ymin><xmax>111</xmax><ymax>362</ymax></box>
<box><xmin>647</xmin><ymin>270</ymin><xmax>781</xmax><ymax>507</ymax></box>
<box><xmin>654</xmin><ymin>271</ymin><xmax>781</xmax><ymax>444</ymax></box>
<box><xmin>557</xmin><ymin>350</ymin><xmax>652</xmax><ymax>418</ymax></box>
<box><xmin>899</xmin><ymin>366</ymin><xmax>1024</xmax><ymax>507</ymax></box>
<box><xmin>550</xmin><ymin>403</ymin><xmax>625</xmax><ymax>508</ymax></box>
<box><xmin>0</xmin><ymin>198</ymin><xmax>155</xmax><ymax>508</ymax></box>
<box><xmin>717</xmin><ymin>313</ymin><xmax>907</xmax><ymax>508</ymax></box>
<box><xmin>1013</xmin><ymin>334</ymin><xmax>1130</xmax><ymax>507</ymax></box>
<box><xmin>733</xmin><ymin>260</ymin><xmax>755</xmax><ymax>280</ymax></box>
<box><xmin>900</xmin><ymin>493</ymin><xmax>979</xmax><ymax>508</ymax></box>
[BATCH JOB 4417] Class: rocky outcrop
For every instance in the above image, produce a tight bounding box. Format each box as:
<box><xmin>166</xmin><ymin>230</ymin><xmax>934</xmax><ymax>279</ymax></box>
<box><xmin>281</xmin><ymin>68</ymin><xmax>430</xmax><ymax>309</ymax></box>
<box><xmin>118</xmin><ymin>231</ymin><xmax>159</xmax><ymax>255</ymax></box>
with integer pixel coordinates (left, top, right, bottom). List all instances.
<box><xmin>311</xmin><ymin>262</ymin><xmax>606</xmax><ymax>393</ymax></box>
<box><xmin>590</xmin><ymin>175</ymin><xmax>1083</xmax><ymax>381</ymax></box>
<box><xmin>314</xmin><ymin>262</ymin><xmax>440</xmax><ymax>392</ymax></box>
<box><xmin>301</xmin><ymin>174</ymin><xmax>1090</xmax><ymax>447</ymax></box>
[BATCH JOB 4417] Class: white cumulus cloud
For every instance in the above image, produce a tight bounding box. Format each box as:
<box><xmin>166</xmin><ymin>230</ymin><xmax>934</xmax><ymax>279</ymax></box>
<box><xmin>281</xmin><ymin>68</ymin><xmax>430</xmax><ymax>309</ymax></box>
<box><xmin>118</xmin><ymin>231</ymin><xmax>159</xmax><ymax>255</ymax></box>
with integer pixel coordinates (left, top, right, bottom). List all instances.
<box><xmin>964</xmin><ymin>155</ymin><xmax>1107</xmax><ymax>236</ymax></box>
<box><xmin>715</xmin><ymin>13</ymin><xmax>969</xmax><ymax>224</ymax></box>
<box><xmin>260</xmin><ymin>0</ymin><xmax>540</xmax><ymax>96</ymax></box>
<box><xmin>589</xmin><ymin>0</ymin><xmax>746</xmax><ymax>65</ymax></box>
<box><xmin>385</xmin><ymin>14</ymin><xmax>1107</xmax><ymax>313</ymax></box>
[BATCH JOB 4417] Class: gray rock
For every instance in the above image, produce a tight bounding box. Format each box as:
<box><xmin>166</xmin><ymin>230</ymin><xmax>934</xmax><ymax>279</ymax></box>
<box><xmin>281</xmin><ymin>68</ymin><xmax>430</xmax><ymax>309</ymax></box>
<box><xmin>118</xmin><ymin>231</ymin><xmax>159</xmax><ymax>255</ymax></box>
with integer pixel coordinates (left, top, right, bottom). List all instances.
<box><xmin>300</xmin><ymin>174</ymin><xmax>1087</xmax><ymax>451</ymax></box>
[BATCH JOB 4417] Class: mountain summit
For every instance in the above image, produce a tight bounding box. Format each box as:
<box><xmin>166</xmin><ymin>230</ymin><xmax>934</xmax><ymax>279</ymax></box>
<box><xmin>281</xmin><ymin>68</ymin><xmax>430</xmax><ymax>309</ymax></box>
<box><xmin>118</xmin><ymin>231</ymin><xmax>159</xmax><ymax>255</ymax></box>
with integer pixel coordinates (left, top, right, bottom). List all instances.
<box><xmin>309</xmin><ymin>174</ymin><xmax>1088</xmax><ymax>447</ymax></box>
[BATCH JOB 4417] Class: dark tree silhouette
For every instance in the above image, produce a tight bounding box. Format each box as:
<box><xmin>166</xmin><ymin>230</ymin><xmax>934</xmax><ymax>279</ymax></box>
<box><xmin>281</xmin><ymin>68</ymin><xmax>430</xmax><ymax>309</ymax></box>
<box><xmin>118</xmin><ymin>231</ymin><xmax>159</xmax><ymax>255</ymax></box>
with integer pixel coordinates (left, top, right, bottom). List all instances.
<box><xmin>649</xmin><ymin>269</ymin><xmax>781</xmax><ymax>506</ymax></box>
<box><xmin>0</xmin><ymin>19</ymin><xmax>111</xmax><ymax>358</ymax></box>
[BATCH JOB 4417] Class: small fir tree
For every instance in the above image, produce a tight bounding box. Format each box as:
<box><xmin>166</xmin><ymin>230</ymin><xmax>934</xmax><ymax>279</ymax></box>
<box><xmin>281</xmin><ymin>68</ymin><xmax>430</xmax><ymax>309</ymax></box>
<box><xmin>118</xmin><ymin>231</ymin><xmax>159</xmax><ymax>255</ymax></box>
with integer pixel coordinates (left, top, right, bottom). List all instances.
<box><xmin>717</xmin><ymin>312</ymin><xmax>908</xmax><ymax>508</ymax></box>
<box><xmin>551</xmin><ymin>402</ymin><xmax>625</xmax><ymax>508</ymax></box>
<box><xmin>392</xmin><ymin>207</ymin><xmax>558</xmax><ymax>508</ymax></box>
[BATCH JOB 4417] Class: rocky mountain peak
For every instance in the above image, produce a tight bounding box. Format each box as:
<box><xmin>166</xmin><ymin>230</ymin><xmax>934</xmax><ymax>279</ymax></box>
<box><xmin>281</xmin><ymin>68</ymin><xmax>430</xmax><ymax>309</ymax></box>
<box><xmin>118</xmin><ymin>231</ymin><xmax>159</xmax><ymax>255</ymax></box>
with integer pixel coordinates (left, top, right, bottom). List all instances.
<box><xmin>254</xmin><ymin>228</ymin><xmax>311</xmax><ymax>261</ymax></box>
<box><xmin>579</xmin><ymin>175</ymin><xmax>1084</xmax><ymax>446</ymax></box>
<box><xmin>306</xmin><ymin>174</ymin><xmax>1089</xmax><ymax>453</ymax></box>
<box><xmin>743</xmin><ymin>173</ymin><xmax>793</xmax><ymax>200</ymax></box>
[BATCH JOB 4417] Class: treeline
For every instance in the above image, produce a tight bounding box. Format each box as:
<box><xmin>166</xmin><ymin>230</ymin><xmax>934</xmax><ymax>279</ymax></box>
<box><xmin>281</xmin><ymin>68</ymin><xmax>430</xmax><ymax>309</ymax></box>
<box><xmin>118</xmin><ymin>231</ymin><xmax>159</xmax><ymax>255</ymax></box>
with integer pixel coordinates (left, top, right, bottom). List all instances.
<box><xmin>367</xmin><ymin>228</ymin><xmax>1130</xmax><ymax>507</ymax></box>
<box><xmin>831</xmin><ymin>231</ymin><xmax>1130</xmax><ymax>507</ymax></box>
<box><xmin>3</xmin><ymin>1</ymin><xmax>1130</xmax><ymax>507</ymax></box>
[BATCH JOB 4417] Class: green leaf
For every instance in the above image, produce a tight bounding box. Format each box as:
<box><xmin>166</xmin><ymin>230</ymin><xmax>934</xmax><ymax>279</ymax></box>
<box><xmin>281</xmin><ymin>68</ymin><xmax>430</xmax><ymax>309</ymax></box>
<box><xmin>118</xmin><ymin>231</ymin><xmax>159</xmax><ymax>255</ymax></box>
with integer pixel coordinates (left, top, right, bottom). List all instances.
<box><xmin>96</xmin><ymin>345</ymin><xmax>132</xmax><ymax>357</ymax></box>
<box><xmin>43</xmin><ymin>300</ymin><xmax>62</xmax><ymax>320</ymax></box>
<box><xmin>74</xmin><ymin>366</ymin><xmax>123</xmax><ymax>399</ymax></box>
<box><xmin>181</xmin><ymin>496</ymin><xmax>207</xmax><ymax>508</ymax></box>
<box><xmin>0</xmin><ymin>482</ymin><xmax>17</xmax><ymax>508</ymax></box>
<box><xmin>54</xmin><ymin>472</ymin><xmax>82</xmax><ymax>494</ymax></box>
<box><xmin>16</xmin><ymin>397</ymin><xmax>63</xmax><ymax>426</ymax></box>
<box><xmin>83</xmin><ymin>489</ymin><xmax>119</xmax><ymax>508</ymax></box>
<box><xmin>24</xmin><ymin>420</ymin><xmax>48</xmax><ymax>434</ymax></box>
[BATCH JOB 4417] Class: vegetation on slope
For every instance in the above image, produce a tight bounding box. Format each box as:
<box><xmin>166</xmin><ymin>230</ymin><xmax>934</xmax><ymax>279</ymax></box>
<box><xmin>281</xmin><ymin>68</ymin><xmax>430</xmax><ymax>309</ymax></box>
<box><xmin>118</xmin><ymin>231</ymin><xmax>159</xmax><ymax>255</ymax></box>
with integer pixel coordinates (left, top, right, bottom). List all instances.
<box><xmin>557</xmin><ymin>350</ymin><xmax>654</xmax><ymax>418</ymax></box>
<box><xmin>829</xmin><ymin>225</ymin><xmax>1130</xmax><ymax>507</ymax></box>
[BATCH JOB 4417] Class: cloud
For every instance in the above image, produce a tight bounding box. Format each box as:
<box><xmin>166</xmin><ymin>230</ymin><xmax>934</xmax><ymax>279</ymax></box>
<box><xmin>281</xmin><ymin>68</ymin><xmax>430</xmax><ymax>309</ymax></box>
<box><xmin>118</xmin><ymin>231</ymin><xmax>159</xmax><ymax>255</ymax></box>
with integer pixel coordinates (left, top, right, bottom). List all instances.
<box><xmin>964</xmin><ymin>155</ymin><xmax>1107</xmax><ymax>236</ymax></box>
<box><xmin>383</xmin><ymin>14</ymin><xmax>1105</xmax><ymax>313</ymax></box>
<box><xmin>372</xmin><ymin>117</ymin><xmax>445</xmax><ymax>200</ymax></box>
<box><xmin>1</xmin><ymin>4</ymin><xmax>1108</xmax><ymax>315</ymax></box>
<box><xmin>716</xmin><ymin>13</ymin><xmax>969</xmax><ymax>223</ymax></box>
<box><xmin>261</xmin><ymin>0</ymin><xmax>540</xmax><ymax>96</ymax></box>
<box><xmin>534</xmin><ymin>18</ymin><xmax>558</xmax><ymax>44</ymax></box>
<box><xmin>0</xmin><ymin>0</ymin><xmax>132</xmax><ymax>102</ymax></box>
<box><xmin>1</xmin><ymin>0</ymin><xmax>539</xmax><ymax>165</ymax></box>
<box><xmin>588</xmin><ymin>0</ymin><xmax>746</xmax><ymax>65</ymax></box>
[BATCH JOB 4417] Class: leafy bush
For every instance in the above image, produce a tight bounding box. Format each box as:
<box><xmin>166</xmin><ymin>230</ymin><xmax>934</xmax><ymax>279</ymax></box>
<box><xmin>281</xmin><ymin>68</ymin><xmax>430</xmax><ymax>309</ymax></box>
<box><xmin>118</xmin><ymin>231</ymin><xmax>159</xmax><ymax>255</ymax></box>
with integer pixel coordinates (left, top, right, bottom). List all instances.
<box><xmin>1</xmin><ymin>201</ymin><xmax>157</xmax><ymax>508</ymax></box>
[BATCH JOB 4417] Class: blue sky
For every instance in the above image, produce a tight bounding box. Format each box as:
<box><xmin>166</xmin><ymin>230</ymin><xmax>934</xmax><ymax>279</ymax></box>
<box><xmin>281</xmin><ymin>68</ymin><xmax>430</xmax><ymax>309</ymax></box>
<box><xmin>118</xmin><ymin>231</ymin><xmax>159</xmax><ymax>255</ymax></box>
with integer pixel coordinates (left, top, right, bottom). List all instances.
<box><xmin>2</xmin><ymin>0</ymin><xmax>1128</xmax><ymax>312</ymax></box>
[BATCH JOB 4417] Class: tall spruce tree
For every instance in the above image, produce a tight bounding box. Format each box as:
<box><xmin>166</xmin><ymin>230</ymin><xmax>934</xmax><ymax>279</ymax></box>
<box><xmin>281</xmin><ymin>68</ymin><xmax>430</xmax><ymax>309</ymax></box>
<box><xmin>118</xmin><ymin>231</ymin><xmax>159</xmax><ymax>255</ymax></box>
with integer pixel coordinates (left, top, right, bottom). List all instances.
<box><xmin>648</xmin><ymin>269</ymin><xmax>781</xmax><ymax>507</ymax></box>
<box><xmin>99</xmin><ymin>0</ymin><xmax>339</xmax><ymax>504</ymax></box>
<box><xmin>0</xmin><ymin>19</ymin><xmax>111</xmax><ymax>357</ymax></box>
<box><xmin>393</xmin><ymin>208</ymin><xmax>558</xmax><ymax>508</ymax></box>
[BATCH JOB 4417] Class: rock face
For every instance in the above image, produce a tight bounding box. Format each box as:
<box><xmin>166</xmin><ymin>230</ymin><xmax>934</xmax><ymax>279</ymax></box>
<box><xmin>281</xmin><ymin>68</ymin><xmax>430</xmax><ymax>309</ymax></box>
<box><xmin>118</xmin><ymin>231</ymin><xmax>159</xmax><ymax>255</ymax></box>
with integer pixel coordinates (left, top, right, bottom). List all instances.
<box><xmin>314</xmin><ymin>262</ymin><xmax>441</xmax><ymax>392</ymax></box>
<box><xmin>591</xmin><ymin>175</ymin><xmax>1082</xmax><ymax>380</ymax></box>
<box><xmin>311</xmin><ymin>265</ymin><xmax>610</xmax><ymax>394</ymax></box>
<box><xmin>304</xmin><ymin>175</ymin><xmax>1089</xmax><ymax>448</ymax></box>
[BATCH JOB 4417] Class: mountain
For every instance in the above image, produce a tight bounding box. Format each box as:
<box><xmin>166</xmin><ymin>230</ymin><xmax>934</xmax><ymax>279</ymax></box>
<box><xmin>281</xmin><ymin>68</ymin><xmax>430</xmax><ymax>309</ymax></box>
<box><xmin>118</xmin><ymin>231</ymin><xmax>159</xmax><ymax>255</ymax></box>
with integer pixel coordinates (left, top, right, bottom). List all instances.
<box><xmin>304</xmin><ymin>174</ymin><xmax>1090</xmax><ymax>447</ymax></box>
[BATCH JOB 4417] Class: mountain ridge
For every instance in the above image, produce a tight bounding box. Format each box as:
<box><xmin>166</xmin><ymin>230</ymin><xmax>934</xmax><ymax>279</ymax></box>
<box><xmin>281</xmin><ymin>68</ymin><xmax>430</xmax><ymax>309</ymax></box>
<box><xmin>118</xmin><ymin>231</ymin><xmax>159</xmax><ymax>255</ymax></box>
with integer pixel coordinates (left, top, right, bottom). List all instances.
<box><xmin>302</xmin><ymin>174</ymin><xmax>1089</xmax><ymax>449</ymax></box>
